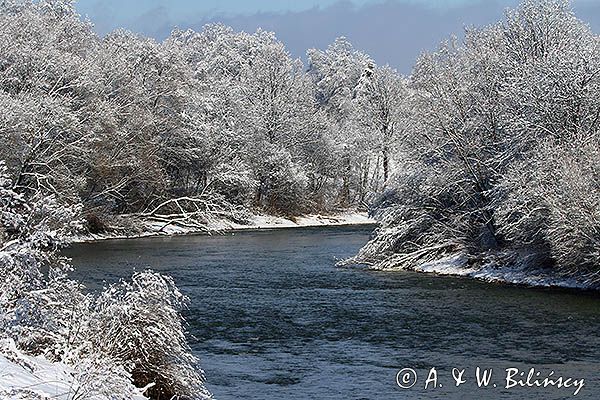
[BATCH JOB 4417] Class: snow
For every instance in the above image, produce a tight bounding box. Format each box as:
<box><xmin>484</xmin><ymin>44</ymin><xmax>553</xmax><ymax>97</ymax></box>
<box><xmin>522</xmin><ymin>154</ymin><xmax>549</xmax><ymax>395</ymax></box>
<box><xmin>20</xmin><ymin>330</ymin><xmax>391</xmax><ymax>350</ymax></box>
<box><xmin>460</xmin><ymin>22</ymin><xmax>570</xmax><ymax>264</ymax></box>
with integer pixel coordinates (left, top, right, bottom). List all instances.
<box><xmin>409</xmin><ymin>254</ymin><xmax>597</xmax><ymax>291</ymax></box>
<box><xmin>0</xmin><ymin>339</ymin><xmax>148</xmax><ymax>400</ymax></box>
<box><xmin>228</xmin><ymin>212</ymin><xmax>376</xmax><ymax>230</ymax></box>
<box><xmin>69</xmin><ymin>212</ymin><xmax>377</xmax><ymax>243</ymax></box>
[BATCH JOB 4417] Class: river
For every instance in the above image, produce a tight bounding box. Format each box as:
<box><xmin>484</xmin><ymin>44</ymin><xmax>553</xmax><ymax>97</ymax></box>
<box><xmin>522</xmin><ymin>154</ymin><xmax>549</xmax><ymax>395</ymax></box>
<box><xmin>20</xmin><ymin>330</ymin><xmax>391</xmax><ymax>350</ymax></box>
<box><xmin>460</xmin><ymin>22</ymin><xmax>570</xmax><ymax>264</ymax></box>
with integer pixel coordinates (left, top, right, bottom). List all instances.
<box><xmin>65</xmin><ymin>225</ymin><xmax>600</xmax><ymax>400</ymax></box>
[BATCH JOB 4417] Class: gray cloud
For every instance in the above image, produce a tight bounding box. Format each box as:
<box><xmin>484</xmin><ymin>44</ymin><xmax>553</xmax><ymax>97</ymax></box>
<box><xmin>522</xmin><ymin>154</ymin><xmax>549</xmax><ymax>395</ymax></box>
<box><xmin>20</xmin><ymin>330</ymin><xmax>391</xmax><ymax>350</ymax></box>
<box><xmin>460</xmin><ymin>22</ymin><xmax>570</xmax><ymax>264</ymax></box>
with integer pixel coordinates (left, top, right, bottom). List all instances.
<box><xmin>80</xmin><ymin>0</ymin><xmax>600</xmax><ymax>75</ymax></box>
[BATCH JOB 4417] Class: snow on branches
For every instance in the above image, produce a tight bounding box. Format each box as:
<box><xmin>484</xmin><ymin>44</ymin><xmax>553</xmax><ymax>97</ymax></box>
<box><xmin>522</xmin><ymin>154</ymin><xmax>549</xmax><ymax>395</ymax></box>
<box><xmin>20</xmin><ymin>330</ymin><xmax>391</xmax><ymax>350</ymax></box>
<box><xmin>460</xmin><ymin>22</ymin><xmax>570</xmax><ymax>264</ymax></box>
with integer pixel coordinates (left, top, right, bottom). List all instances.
<box><xmin>1</xmin><ymin>152</ymin><xmax>211</xmax><ymax>398</ymax></box>
<box><xmin>352</xmin><ymin>0</ymin><xmax>600</xmax><ymax>285</ymax></box>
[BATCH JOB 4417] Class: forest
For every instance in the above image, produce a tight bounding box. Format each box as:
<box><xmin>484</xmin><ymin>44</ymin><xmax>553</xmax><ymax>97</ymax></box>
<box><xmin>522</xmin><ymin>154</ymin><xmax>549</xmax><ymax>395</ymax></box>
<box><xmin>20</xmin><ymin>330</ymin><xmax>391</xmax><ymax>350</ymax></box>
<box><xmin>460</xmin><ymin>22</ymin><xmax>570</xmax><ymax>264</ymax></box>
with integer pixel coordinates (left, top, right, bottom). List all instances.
<box><xmin>1</xmin><ymin>0</ymin><xmax>599</xmax><ymax>399</ymax></box>
<box><xmin>0</xmin><ymin>0</ymin><xmax>401</xmax><ymax>234</ymax></box>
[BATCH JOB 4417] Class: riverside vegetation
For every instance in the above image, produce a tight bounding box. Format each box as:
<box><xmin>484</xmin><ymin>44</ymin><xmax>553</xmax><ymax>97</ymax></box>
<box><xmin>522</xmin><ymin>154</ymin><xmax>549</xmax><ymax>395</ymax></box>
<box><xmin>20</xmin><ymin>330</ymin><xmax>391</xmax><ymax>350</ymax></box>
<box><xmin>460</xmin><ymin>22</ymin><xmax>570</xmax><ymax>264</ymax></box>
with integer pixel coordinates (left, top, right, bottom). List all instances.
<box><xmin>349</xmin><ymin>0</ymin><xmax>600</xmax><ymax>288</ymax></box>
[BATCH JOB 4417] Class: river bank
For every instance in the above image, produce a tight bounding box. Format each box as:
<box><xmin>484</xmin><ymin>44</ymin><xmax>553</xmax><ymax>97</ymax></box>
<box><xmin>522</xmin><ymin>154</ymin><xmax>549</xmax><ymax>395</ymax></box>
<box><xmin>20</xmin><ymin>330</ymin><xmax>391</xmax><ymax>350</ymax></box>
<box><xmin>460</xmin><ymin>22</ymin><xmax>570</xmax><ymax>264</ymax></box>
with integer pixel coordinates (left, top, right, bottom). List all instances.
<box><xmin>351</xmin><ymin>252</ymin><xmax>600</xmax><ymax>292</ymax></box>
<box><xmin>69</xmin><ymin>211</ymin><xmax>600</xmax><ymax>292</ymax></box>
<box><xmin>69</xmin><ymin>212</ymin><xmax>377</xmax><ymax>243</ymax></box>
<box><xmin>0</xmin><ymin>339</ymin><xmax>149</xmax><ymax>400</ymax></box>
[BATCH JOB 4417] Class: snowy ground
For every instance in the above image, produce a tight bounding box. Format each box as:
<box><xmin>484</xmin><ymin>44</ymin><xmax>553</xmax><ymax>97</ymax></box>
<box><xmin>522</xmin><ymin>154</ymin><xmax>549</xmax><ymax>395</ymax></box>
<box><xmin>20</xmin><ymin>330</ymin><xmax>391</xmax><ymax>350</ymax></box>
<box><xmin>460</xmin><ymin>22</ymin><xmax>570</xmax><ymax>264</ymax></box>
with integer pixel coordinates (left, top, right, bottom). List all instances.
<box><xmin>230</xmin><ymin>212</ymin><xmax>376</xmax><ymax>230</ymax></box>
<box><xmin>70</xmin><ymin>212</ymin><xmax>377</xmax><ymax>243</ymax></box>
<box><xmin>391</xmin><ymin>253</ymin><xmax>599</xmax><ymax>291</ymax></box>
<box><xmin>0</xmin><ymin>339</ymin><xmax>148</xmax><ymax>400</ymax></box>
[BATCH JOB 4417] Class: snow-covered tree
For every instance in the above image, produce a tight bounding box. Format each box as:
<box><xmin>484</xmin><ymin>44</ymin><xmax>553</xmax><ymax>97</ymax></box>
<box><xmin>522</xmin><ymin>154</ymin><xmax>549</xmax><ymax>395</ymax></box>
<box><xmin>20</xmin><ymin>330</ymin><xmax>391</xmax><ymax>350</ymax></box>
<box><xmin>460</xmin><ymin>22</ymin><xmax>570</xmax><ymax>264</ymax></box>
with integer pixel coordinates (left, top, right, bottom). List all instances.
<box><xmin>355</xmin><ymin>65</ymin><xmax>409</xmax><ymax>190</ymax></box>
<box><xmin>308</xmin><ymin>38</ymin><xmax>380</xmax><ymax>205</ymax></box>
<box><xmin>353</xmin><ymin>0</ymin><xmax>600</xmax><ymax>283</ymax></box>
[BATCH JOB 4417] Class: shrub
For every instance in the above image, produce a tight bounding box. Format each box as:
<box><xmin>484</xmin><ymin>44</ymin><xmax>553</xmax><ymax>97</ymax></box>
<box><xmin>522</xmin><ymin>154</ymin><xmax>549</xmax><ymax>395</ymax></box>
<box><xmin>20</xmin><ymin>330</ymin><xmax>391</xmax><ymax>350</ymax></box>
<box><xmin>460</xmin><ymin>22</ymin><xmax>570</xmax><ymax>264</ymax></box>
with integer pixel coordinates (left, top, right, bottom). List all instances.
<box><xmin>89</xmin><ymin>271</ymin><xmax>211</xmax><ymax>400</ymax></box>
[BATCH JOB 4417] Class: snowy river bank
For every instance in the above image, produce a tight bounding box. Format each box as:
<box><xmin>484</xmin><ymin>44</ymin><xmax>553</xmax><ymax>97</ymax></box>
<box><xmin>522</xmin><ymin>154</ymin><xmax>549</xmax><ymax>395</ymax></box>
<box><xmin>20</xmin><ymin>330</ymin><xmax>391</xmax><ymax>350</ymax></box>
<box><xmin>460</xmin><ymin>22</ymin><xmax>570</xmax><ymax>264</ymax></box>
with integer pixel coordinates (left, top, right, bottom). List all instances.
<box><xmin>71</xmin><ymin>210</ymin><xmax>599</xmax><ymax>292</ymax></box>
<box><xmin>390</xmin><ymin>253</ymin><xmax>600</xmax><ymax>291</ymax></box>
<box><xmin>69</xmin><ymin>212</ymin><xmax>377</xmax><ymax>243</ymax></box>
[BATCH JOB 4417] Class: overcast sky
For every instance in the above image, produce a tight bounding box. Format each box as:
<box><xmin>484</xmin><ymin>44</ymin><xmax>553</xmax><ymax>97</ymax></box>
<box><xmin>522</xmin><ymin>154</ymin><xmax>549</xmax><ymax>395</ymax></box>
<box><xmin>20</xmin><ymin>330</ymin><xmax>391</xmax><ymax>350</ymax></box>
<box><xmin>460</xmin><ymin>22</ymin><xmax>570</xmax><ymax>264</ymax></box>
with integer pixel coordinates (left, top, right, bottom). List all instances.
<box><xmin>74</xmin><ymin>0</ymin><xmax>600</xmax><ymax>74</ymax></box>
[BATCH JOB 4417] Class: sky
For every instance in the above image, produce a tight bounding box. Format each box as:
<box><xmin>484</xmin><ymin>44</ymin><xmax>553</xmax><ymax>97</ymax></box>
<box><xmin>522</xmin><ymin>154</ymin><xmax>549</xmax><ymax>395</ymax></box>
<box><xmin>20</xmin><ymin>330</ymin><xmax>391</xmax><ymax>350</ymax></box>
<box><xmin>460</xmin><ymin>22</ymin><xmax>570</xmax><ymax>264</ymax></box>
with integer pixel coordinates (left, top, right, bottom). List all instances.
<box><xmin>74</xmin><ymin>0</ymin><xmax>600</xmax><ymax>74</ymax></box>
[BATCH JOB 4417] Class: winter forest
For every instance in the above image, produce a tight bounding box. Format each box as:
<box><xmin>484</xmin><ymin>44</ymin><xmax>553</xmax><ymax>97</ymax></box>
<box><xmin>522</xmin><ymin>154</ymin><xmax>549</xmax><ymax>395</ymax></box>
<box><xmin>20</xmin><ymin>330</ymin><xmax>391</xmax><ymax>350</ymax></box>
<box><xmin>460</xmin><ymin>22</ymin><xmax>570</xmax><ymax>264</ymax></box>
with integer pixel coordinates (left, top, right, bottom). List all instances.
<box><xmin>1</xmin><ymin>0</ymin><xmax>600</xmax><ymax>398</ymax></box>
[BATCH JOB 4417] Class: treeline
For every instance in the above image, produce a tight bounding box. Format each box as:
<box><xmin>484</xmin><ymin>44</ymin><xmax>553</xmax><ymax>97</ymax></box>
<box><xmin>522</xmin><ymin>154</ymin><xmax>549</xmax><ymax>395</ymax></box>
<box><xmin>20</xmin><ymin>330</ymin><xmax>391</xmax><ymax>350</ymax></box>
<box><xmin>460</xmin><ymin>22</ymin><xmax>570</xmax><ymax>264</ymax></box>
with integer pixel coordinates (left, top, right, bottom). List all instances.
<box><xmin>1</xmin><ymin>0</ymin><xmax>598</xmax><ymax>278</ymax></box>
<box><xmin>0</xmin><ymin>0</ymin><xmax>406</xmax><ymax>233</ymax></box>
<box><xmin>353</xmin><ymin>0</ymin><xmax>600</xmax><ymax>283</ymax></box>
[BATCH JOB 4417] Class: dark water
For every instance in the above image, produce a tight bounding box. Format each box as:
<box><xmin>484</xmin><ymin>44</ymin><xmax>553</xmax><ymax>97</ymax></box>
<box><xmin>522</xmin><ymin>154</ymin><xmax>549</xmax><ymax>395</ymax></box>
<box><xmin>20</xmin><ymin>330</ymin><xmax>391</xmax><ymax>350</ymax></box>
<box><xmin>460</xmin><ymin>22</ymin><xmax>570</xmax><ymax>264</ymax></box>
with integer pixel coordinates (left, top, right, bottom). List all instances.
<box><xmin>65</xmin><ymin>226</ymin><xmax>600</xmax><ymax>400</ymax></box>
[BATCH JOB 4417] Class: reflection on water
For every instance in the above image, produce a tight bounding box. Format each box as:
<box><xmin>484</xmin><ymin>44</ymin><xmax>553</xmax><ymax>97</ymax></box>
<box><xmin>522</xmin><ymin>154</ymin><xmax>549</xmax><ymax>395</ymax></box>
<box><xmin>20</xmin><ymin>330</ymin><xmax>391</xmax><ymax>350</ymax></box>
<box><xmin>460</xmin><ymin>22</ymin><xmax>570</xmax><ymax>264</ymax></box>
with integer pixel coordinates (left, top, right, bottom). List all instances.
<box><xmin>66</xmin><ymin>226</ymin><xmax>600</xmax><ymax>400</ymax></box>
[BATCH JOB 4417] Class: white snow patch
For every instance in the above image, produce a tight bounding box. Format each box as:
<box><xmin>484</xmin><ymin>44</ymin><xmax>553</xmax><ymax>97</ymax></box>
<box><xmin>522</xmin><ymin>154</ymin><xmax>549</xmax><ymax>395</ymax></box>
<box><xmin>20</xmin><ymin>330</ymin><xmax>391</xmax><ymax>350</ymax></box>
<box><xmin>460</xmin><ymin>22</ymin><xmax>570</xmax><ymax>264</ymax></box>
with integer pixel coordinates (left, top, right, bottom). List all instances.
<box><xmin>227</xmin><ymin>212</ymin><xmax>376</xmax><ymax>230</ymax></box>
<box><xmin>417</xmin><ymin>254</ymin><xmax>473</xmax><ymax>275</ymax></box>
<box><xmin>0</xmin><ymin>339</ymin><xmax>148</xmax><ymax>400</ymax></box>
<box><xmin>408</xmin><ymin>254</ymin><xmax>597</xmax><ymax>291</ymax></box>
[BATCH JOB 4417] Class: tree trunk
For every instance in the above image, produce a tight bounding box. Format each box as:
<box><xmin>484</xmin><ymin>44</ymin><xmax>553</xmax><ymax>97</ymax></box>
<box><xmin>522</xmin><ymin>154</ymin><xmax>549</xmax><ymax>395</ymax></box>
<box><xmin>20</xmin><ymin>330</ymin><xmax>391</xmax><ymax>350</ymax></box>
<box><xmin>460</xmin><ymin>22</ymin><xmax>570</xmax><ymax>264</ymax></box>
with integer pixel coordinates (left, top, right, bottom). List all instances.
<box><xmin>382</xmin><ymin>150</ymin><xmax>389</xmax><ymax>188</ymax></box>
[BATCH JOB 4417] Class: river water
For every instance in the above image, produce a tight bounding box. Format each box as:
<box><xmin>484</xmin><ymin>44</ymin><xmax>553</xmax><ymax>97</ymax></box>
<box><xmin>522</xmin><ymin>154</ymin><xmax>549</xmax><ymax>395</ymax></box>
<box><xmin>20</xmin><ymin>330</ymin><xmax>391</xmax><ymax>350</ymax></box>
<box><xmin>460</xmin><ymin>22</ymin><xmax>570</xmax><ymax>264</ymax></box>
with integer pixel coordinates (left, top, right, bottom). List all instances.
<box><xmin>65</xmin><ymin>226</ymin><xmax>600</xmax><ymax>400</ymax></box>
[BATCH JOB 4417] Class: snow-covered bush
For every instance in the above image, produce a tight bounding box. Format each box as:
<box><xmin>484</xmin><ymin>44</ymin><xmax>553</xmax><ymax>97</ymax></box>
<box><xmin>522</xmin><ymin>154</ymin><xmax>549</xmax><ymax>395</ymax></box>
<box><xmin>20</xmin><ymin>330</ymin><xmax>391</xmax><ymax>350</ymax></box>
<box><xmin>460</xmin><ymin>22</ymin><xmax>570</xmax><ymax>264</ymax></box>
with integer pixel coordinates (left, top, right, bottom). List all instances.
<box><xmin>89</xmin><ymin>271</ymin><xmax>211</xmax><ymax>400</ymax></box>
<box><xmin>496</xmin><ymin>138</ymin><xmax>600</xmax><ymax>279</ymax></box>
<box><xmin>543</xmin><ymin>142</ymin><xmax>600</xmax><ymax>276</ymax></box>
<box><xmin>0</xmin><ymin>161</ymin><xmax>85</xmax><ymax>357</ymax></box>
<box><xmin>347</xmin><ymin>160</ymin><xmax>475</xmax><ymax>269</ymax></box>
<box><xmin>1</xmin><ymin>162</ymin><xmax>212</xmax><ymax>398</ymax></box>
